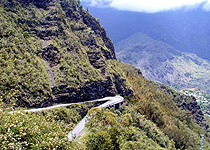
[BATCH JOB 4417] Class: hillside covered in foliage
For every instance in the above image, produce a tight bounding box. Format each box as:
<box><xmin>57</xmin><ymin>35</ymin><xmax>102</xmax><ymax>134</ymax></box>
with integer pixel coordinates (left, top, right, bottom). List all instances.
<box><xmin>0</xmin><ymin>0</ymin><xmax>131</xmax><ymax>108</ymax></box>
<box><xmin>0</xmin><ymin>0</ymin><xmax>210</xmax><ymax>150</ymax></box>
<box><xmin>1</xmin><ymin>63</ymin><xmax>209</xmax><ymax>149</ymax></box>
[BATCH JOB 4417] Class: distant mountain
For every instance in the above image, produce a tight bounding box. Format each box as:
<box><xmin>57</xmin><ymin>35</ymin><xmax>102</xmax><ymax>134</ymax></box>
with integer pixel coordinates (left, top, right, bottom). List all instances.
<box><xmin>1</xmin><ymin>1</ymin><xmax>210</xmax><ymax>149</ymax></box>
<box><xmin>83</xmin><ymin>5</ymin><xmax>210</xmax><ymax>61</ymax></box>
<box><xmin>116</xmin><ymin>33</ymin><xmax>210</xmax><ymax>93</ymax></box>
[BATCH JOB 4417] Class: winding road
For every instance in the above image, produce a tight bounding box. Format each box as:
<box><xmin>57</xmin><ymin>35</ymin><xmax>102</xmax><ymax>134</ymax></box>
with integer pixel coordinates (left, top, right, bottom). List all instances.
<box><xmin>9</xmin><ymin>96</ymin><xmax>124</xmax><ymax>141</ymax></box>
<box><xmin>68</xmin><ymin>96</ymin><xmax>124</xmax><ymax>141</ymax></box>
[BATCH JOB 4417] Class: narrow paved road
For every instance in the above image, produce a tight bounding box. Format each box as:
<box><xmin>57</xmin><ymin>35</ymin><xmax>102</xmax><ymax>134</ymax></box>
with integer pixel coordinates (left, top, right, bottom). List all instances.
<box><xmin>9</xmin><ymin>96</ymin><xmax>119</xmax><ymax>114</ymax></box>
<box><xmin>8</xmin><ymin>95</ymin><xmax>124</xmax><ymax>141</ymax></box>
<box><xmin>68</xmin><ymin>96</ymin><xmax>124</xmax><ymax>141</ymax></box>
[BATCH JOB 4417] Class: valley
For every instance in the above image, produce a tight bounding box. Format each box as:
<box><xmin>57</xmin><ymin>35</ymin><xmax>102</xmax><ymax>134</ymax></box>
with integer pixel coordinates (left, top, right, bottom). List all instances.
<box><xmin>116</xmin><ymin>32</ymin><xmax>210</xmax><ymax>93</ymax></box>
<box><xmin>0</xmin><ymin>0</ymin><xmax>210</xmax><ymax>149</ymax></box>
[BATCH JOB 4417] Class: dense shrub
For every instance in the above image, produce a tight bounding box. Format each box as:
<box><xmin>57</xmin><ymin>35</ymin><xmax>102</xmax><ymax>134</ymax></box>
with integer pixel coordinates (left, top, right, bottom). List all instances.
<box><xmin>0</xmin><ymin>102</ymin><xmax>95</xmax><ymax>149</ymax></box>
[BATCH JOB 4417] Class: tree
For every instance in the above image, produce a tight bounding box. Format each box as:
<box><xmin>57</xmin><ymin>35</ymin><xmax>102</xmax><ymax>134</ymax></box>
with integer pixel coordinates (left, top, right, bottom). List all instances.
<box><xmin>85</xmin><ymin>130</ymin><xmax>114</xmax><ymax>150</ymax></box>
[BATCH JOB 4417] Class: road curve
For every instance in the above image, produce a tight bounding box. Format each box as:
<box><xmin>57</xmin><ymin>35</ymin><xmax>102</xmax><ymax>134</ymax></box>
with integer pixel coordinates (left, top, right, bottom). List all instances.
<box><xmin>9</xmin><ymin>96</ymin><xmax>120</xmax><ymax>114</ymax></box>
<box><xmin>8</xmin><ymin>95</ymin><xmax>124</xmax><ymax>141</ymax></box>
<box><xmin>68</xmin><ymin>96</ymin><xmax>124</xmax><ymax>141</ymax></box>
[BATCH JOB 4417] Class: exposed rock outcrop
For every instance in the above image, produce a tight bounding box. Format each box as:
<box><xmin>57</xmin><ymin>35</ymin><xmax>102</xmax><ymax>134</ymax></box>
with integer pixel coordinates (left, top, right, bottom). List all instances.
<box><xmin>177</xmin><ymin>96</ymin><xmax>208</xmax><ymax>129</ymax></box>
<box><xmin>160</xmin><ymin>85</ymin><xmax>209</xmax><ymax>130</ymax></box>
<box><xmin>0</xmin><ymin>0</ymin><xmax>131</xmax><ymax>107</ymax></box>
<box><xmin>52</xmin><ymin>76</ymin><xmax>132</xmax><ymax>104</ymax></box>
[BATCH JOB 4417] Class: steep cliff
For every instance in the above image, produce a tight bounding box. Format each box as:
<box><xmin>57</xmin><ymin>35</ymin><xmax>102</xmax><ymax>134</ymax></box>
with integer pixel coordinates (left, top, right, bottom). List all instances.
<box><xmin>0</xmin><ymin>0</ymin><xmax>131</xmax><ymax>107</ymax></box>
<box><xmin>0</xmin><ymin>1</ymin><xmax>210</xmax><ymax>149</ymax></box>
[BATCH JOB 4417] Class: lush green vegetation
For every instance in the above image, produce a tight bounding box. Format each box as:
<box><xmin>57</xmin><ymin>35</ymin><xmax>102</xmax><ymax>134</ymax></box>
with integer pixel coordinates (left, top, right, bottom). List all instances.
<box><xmin>2</xmin><ymin>62</ymin><xmax>209</xmax><ymax>149</ymax></box>
<box><xmin>0</xmin><ymin>0</ymin><xmax>128</xmax><ymax>107</ymax></box>
<box><xmin>0</xmin><ymin>0</ymin><xmax>209</xmax><ymax>150</ymax></box>
<box><xmin>0</xmin><ymin>102</ymin><xmax>96</xmax><ymax>149</ymax></box>
<box><xmin>121</xmin><ymin>63</ymin><xmax>210</xmax><ymax>149</ymax></box>
<box><xmin>0</xmin><ymin>3</ymin><xmax>53</xmax><ymax>106</ymax></box>
<box><xmin>83</xmin><ymin>107</ymin><xmax>175</xmax><ymax>150</ymax></box>
<box><xmin>70</xmin><ymin>64</ymin><xmax>210</xmax><ymax>150</ymax></box>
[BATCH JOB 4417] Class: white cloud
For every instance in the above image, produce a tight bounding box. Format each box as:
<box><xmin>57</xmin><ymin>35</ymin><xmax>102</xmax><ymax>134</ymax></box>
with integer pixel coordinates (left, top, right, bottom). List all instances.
<box><xmin>203</xmin><ymin>0</ymin><xmax>210</xmax><ymax>11</ymax></box>
<box><xmin>83</xmin><ymin>0</ymin><xmax>112</xmax><ymax>7</ymax></box>
<box><xmin>82</xmin><ymin>0</ymin><xmax>210</xmax><ymax>13</ymax></box>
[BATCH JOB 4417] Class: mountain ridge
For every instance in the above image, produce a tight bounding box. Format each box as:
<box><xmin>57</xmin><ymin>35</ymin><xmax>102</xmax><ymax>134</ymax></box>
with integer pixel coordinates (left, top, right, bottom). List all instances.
<box><xmin>0</xmin><ymin>1</ymin><xmax>210</xmax><ymax>149</ymax></box>
<box><xmin>116</xmin><ymin>32</ymin><xmax>210</xmax><ymax>93</ymax></box>
<box><xmin>84</xmin><ymin>5</ymin><xmax>210</xmax><ymax>60</ymax></box>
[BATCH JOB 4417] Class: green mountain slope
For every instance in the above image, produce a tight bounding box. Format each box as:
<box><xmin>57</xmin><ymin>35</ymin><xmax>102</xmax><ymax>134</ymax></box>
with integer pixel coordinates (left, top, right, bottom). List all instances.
<box><xmin>82</xmin><ymin>64</ymin><xmax>210</xmax><ymax>150</ymax></box>
<box><xmin>0</xmin><ymin>0</ymin><xmax>131</xmax><ymax>108</ymax></box>
<box><xmin>1</xmin><ymin>62</ymin><xmax>210</xmax><ymax>150</ymax></box>
<box><xmin>0</xmin><ymin>1</ymin><xmax>210</xmax><ymax>150</ymax></box>
<box><xmin>116</xmin><ymin>32</ymin><xmax>210</xmax><ymax>93</ymax></box>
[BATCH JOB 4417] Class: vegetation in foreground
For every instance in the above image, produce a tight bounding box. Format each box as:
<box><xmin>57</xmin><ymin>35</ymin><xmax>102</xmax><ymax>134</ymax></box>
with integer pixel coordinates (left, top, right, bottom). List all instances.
<box><xmin>0</xmin><ymin>102</ymin><xmax>96</xmax><ymax>149</ymax></box>
<box><xmin>0</xmin><ymin>0</ymin><xmax>209</xmax><ymax>150</ymax></box>
<box><xmin>1</xmin><ymin>63</ymin><xmax>210</xmax><ymax>150</ymax></box>
<box><xmin>75</xmin><ymin>63</ymin><xmax>210</xmax><ymax>150</ymax></box>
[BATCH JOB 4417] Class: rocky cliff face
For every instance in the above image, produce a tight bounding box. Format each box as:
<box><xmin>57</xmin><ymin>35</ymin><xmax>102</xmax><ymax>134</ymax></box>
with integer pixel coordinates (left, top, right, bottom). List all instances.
<box><xmin>1</xmin><ymin>2</ymin><xmax>209</xmax><ymax>149</ymax></box>
<box><xmin>160</xmin><ymin>85</ymin><xmax>209</xmax><ymax>129</ymax></box>
<box><xmin>177</xmin><ymin>96</ymin><xmax>208</xmax><ymax>129</ymax></box>
<box><xmin>0</xmin><ymin>0</ymin><xmax>131</xmax><ymax>107</ymax></box>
